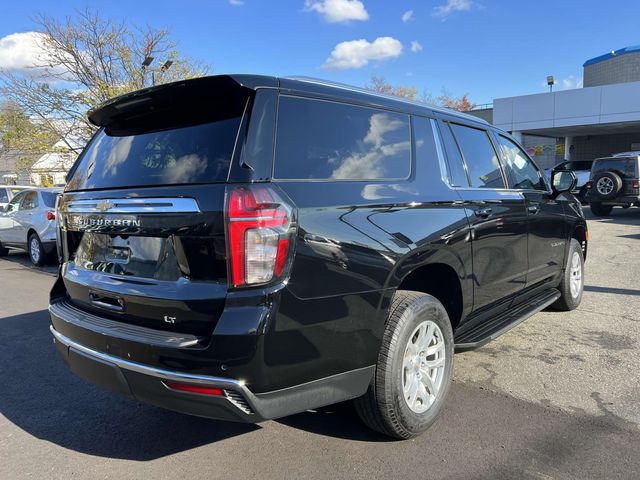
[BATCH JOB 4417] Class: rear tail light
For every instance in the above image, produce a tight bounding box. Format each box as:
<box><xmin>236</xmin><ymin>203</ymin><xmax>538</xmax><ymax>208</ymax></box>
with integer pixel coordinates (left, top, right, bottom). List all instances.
<box><xmin>46</xmin><ymin>210</ymin><xmax>55</xmax><ymax>221</ymax></box>
<box><xmin>585</xmin><ymin>181</ymin><xmax>593</xmax><ymax>189</ymax></box>
<box><xmin>632</xmin><ymin>180</ymin><xmax>639</xmax><ymax>189</ymax></box>
<box><xmin>225</xmin><ymin>185</ymin><xmax>296</xmax><ymax>287</ymax></box>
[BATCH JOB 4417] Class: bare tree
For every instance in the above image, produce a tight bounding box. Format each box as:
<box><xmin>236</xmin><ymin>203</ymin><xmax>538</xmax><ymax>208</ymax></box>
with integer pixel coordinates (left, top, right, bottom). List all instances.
<box><xmin>367</xmin><ymin>76</ymin><xmax>418</xmax><ymax>100</ymax></box>
<box><xmin>0</xmin><ymin>9</ymin><xmax>209</xmax><ymax>153</ymax></box>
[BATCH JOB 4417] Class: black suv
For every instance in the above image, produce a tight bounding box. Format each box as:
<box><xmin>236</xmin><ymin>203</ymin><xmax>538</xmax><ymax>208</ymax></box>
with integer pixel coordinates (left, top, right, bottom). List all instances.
<box><xmin>586</xmin><ymin>154</ymin><xmax>640</xmax><ymax>216</ymax></box>
<box><xmin>49</xmin><ymin>75</ymin><xmax>587</xmax><ymax>439</ymax></box>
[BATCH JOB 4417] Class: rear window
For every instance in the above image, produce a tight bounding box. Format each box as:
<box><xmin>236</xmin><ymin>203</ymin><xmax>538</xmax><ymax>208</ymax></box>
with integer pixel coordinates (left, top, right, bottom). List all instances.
<box><xmin>42</xmin><ymin>191</ymin><xmax>59</xmax><ymax>208</ymax></box>
<box><xmin>593</xmin><ymin>158</ymin><xmax>639</xmax><ymax>178</ymax></box>
<box><xmin>66</xmin><ymin>119</ymin><xmax>241</xmax><ymax>191</ymax></box>
<box><xmin>274</xmin><ymin>96</ymin><xmax>411</xmax><ymax>181</ymax></box>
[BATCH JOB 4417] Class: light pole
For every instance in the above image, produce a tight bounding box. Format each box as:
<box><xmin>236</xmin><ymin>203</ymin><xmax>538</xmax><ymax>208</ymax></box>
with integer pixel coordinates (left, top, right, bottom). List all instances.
<box><xmin>141</xmin><ymin>56</ymin><xmax>173</xmax><ymax>87</ymax></box>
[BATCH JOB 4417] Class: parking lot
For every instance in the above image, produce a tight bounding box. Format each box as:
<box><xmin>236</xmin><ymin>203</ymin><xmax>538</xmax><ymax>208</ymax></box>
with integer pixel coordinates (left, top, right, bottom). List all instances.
<box><xmin>1</xmin><ymin>209</ymin><xmax>639</xmax><ymax>480</ymax></box>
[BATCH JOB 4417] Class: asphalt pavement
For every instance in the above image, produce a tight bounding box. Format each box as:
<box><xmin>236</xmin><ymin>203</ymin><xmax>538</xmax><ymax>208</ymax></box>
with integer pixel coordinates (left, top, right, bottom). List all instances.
<box><xmin>1</xmin><ymin>209</ymin><xmax>639</xmax><ymax>480</ymax></box>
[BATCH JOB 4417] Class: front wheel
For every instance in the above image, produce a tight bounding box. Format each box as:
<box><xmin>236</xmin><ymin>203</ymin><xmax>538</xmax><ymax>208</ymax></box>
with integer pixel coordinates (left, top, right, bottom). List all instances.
<box><xmin>354</xmin><ymin>291</ymin><xmax>454</xmax><ymax>439</ymax></box>
<box><xmin>552</xmin><ymin>239</ymin><xmax>584</xmax><ymax>311</ymax></box>
<box><xmin>590</xmin><ymin>202</ymin><xmax>613</xmax><ymax>217</ymax></box>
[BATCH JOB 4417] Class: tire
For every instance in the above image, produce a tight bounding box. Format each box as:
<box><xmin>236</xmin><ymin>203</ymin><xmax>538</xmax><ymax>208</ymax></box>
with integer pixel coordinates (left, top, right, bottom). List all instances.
<box><xmin>552</xmin><ymin>239</ymin><xmax>584</xmax><ymax>311</ymax></box>
<box><xmin>590</xmin><ymin>202</ymin><xmax>613</xmax><ymax>217</ymax></box>
<box><xmin>354</xmin><ymin>290</ymin><xmax>454</xmax><ymax>439</ymax></box>
<box><xmin>28</xmin><ymin>233</ymin><xmax>45</xmax><ymax>267</ymax></box>
<box><xmin>592</xmin><ymin>171</ymin><xmax>622</xmax><ymax>200</ymax></box>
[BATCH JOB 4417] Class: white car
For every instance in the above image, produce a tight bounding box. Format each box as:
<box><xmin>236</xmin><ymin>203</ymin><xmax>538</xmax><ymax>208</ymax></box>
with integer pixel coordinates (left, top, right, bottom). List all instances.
<box><xmin>0</xmin><ymin>185</ymin><xmax>29</xmax><ymax>211</ymax></box>
<box><xmin>544</xmin><ymin>160</ymin><xmax>593</xmax><ymax>202</ymax></box>
<box><xmin>0</xmin><ymin>187</ymin><xmax>62</xmax><ymax>266</ymax></box>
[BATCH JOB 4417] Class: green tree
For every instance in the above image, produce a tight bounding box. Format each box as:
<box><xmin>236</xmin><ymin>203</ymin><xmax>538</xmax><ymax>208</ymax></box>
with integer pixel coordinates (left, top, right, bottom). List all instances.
<box><xmin>0</xmin><ymin>9</ymin><xmax>209</xmax><ymax>153</ymax></box>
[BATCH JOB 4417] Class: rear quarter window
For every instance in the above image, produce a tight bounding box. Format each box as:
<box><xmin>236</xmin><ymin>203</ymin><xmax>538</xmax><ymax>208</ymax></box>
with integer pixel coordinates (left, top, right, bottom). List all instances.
<box><xmin>274</xmin><ymin>96</ymin><xmax>411</xmax><ymax>181</ymax></box>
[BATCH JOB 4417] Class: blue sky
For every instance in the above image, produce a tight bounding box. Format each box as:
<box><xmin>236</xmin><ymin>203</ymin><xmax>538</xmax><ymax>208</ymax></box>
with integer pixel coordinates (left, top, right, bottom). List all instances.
<box><xmin>1</xmin><ymin>0</ymin><xmax>639</xmax><ymax>104</ymax></box>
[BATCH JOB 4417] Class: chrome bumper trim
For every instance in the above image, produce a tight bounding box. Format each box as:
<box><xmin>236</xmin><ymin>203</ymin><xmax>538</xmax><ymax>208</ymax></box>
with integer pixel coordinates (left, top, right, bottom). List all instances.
<box><xmin>50</xmin><ymin>325</ymin><xmax>243</xmax><ymax>388</ymax></box>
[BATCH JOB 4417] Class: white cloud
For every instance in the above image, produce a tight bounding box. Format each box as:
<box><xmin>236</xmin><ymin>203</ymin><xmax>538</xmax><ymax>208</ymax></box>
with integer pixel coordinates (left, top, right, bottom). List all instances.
<box><xmin>305</xmin><ymin>0</ymin><xmax>369</xmax><ymax>23</ymax></box>
<box><xmin>410</xmin><ymin>41</ymin><xmax>423</xmax><ymax>53</ymax></box>
<box><xmin>561</xmin><ymin>75</ymin><xmax>583</xmax><ymax>90</ymax></box>
<box><xmin>322</xmin><ymin>37</ymin><xmax>403</xmax><ymax>70</ymax></box>
<box><xmin>433</xmin><ymin>0</ymin><xmax>475</xmax><ymax>19</ymax></box>
<box><xmin>229</xmin><ymin>0</ymin><xmax>244</xmax><ymax>5</ymax></box>
<box><xmin>401</xmin><ymin>10</ymin><xmax>413</xmax><ymax>23</ymax></box>
<box><xmin>0</xmin><ymin>32</ymin><xmax>48</xmax><ymax>73</ymax></box>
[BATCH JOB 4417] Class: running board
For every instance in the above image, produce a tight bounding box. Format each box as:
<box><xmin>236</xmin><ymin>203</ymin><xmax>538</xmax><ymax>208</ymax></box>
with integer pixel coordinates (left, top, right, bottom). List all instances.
<box><xmin>454</xmin><ymin>289</ymin><xmax>561</xmax><ymax>352</ymax></box>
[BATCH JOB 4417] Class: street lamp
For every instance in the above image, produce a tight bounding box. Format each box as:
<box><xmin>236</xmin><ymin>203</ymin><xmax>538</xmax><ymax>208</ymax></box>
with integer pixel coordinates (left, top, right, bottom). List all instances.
<box><xmin>141</xmin><ymin>57</ymin><xmax>172</xmax><ymax>86</ymax></box>
<box><xmin>547</xmin><ymin>75</ymin><xmax>555</xmax><ymax>93</ymax></box>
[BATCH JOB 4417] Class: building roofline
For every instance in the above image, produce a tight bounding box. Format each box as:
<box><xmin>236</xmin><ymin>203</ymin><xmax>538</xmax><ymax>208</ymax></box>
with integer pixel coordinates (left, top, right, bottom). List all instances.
<box><xmin>583</xmin><ymin>45</ymin><xmax>640</xmax><ymax>67</ymax></box>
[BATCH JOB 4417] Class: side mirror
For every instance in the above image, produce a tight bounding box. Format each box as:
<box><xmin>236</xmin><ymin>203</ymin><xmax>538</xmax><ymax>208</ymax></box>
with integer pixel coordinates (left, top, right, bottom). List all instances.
<box><xmin>551</xmin><ymin>170</ymin><xmax>577</xmax><ymax>195</ymax></box>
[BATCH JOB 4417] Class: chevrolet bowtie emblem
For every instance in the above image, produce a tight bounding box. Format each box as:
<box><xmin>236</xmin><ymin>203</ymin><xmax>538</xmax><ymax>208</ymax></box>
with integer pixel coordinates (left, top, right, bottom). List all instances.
<box><xmin>96</xmin><ymin>200</ymin><xmax>112</xmax><ymax>212</ymax></box>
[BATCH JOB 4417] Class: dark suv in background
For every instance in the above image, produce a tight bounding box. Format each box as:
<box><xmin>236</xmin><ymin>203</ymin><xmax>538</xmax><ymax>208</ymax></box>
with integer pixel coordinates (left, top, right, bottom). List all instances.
<box><xmin>49</xmin><ymin>75</ymin><xmax>587</xmax><ymax>439</ymax></box>
<box><xmin>586</xmin><ymin>154</ymin><xmax>640</xmax><ymax>216</ymax></box>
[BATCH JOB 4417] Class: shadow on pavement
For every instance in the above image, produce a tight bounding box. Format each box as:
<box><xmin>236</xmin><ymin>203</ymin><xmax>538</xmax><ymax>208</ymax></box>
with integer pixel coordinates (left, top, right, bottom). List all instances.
<box><xmin>0</xmin><ymin>309</ymin><xmax>259</xmax><ymax>460</ymax></box>
<box><xmin>584</xmin><ymin>285</ymin><xmax>640</xmax><ymax>296</ymax></box>
<box><xmin>1</xmin><ymin>251</ymin><xmax>58</xmax><ymax>276</ymax></box>
<box><xmin>584</xmin><ymin>208</ymin><xmax>640</xmax><ymax>225</ymax></box>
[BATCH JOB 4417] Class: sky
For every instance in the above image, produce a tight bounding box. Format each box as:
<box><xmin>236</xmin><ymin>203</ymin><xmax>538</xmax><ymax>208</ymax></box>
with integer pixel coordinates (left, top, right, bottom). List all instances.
<box><xmin>0</xmin><ymin>0</ymin><xmax>639</xmax><ymax>104</ymax></box>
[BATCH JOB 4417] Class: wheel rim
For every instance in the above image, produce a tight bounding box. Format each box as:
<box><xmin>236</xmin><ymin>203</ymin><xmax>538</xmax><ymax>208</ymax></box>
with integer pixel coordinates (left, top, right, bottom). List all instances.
<box><xmin>569</xmin><ymin>251</ymin><xmax>583</xmax><ymax>299</ymax></box>
<box><xmin>596</xmin><ymin>177</ymin><xmax>613</xmax><ymax>195</ymax></box>
<box><xmin>30</xmin><ymin>238</ymin><xmax>40</xmax><ymax>263</ymax></box>
<box><xmin>402</xmin><ymin>320</ymin><xmax>446</xmax><ymax>414</ymax></box>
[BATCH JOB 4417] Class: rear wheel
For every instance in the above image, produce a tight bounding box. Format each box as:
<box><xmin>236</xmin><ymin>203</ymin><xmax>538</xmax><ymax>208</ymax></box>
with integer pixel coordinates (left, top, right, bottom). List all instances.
<box><xmin>592</xmin><ymin>171</ymin><xmax>622</xmax><ymax>200</ymax></box>
<box><xmin>28</xmin><ymin>233</ymin><xmax>45</xmax><ymax>267</ymax></box>
<box><xmin>552</xmin><ymin>239</ymin><xmax>584</xmax><ymax>311</ymax></box>
<box><xmin>590</xmin><ymin>202</ymin><xmax>613</xmax><ymax>217</ymax></box>
<box><xmin>354</xmin><ymin>291</ymin><xmax>454</xmax><ymax>439</ymax></box>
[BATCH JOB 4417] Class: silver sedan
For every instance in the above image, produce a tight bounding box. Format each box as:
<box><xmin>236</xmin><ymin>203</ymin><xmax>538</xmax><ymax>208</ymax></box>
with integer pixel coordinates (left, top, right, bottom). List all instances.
<box><xmin>0</xmin><ymin>187</ymin><xmax>62</xmax><ymax>266</ymax></box>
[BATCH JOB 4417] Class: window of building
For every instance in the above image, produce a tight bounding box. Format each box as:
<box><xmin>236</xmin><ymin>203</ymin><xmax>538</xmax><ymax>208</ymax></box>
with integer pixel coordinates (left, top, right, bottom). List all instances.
<box><xmin>450</xmin><ymin>124</ymin><xmax>505</xmax><ymax>188</ymax></box>
<box><xmin>274</xmin><ymin>96</ymin><xmax>411</xmax><ymax>180</ymax></box>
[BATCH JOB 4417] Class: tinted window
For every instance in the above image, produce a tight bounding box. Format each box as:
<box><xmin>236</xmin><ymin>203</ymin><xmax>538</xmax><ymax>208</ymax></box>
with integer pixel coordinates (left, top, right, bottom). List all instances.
<box><xmin>22</xmin><ymin>191</ymin><xmax>38</xmax><ymax>210</ymax></box>
<box><xmin>592</xmin><ymin>158</ymin><xmax>638</xmax><ymax>178</ymax></box>
<box><xmin>496</xmin><ymin>135</ymin><xmax>546</xmax><ymax>190</ymax></box>
<box><xmin>0</xmin><ymin>189</ymin><xmax>7</xmax><ymax>203</ymax></box>
<box><xmin>42</xmin><ymin>191</ymin><xmax>59</xmax><ymax>208</ymax></box>
<box><xmin>568</xmin><ymin>161</ymin><xmax>593</xmax><ymax>171</ymax></box>
<box><xmin>275</xmin><ymin>97</ymin><xmax>411</xmax><ymax>180</ymax></box>
<box><xmin>439</xmin><ymin>122</ymin><xmax>470</xmax><ymax>187</ymax></box>
<box><xmin>450</xmin><ymin>124</ymin><xmax>505</xmax><ymax>188</ymax></box>
<box><xmin>66</xmin><ymin>119</ymin><xmax>242</xmax><ymax>191</ymax></box>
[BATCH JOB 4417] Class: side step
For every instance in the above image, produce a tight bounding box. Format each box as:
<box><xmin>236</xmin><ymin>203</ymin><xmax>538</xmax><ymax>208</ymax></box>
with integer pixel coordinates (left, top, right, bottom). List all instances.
<box><xmin>454</xmin><ymin>289</ymin><xmax>561</xmax><ymax>352</ymax></box>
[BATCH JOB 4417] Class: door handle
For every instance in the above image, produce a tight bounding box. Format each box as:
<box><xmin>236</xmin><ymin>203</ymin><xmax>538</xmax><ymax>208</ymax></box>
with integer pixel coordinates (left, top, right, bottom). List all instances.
<box><xmin>527</xmin><ymin>203</ymin><xmax>540</xmax><ymax>214</ymax></box>
<box><xmin>474</xmin><ymin>207</ymin><xmax>493</xmax><ymax>218</ymax></box>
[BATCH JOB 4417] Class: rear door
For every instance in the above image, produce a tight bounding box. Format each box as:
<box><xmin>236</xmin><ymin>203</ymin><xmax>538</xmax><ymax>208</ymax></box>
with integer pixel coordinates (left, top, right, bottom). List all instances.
<box><xmin>493</xmin><ymin>133</ymin><xmax>566</xmax><ymax>289</ymax></box>
<box><xmin>13</xmin><ymin>190</ymin><xmax>38</xmax><ymax>246</ymax></box>
<box><xmin>441</xmin><ymin>121</ymin><xmax>528</xmax><ymax>311</ymax></box>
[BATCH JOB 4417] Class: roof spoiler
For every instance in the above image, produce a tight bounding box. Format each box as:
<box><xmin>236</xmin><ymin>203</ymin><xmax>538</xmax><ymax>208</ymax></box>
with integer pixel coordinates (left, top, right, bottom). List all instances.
<box><xmin>87</xmin><ymin>74</ymin><xmax>278</xmax><ymax>128</ymax></box>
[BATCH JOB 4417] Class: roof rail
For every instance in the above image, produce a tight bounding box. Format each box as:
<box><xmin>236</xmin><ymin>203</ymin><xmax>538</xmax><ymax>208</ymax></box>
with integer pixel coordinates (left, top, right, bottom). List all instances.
<box><xmin>283</xmin><ymin>76</ymin><xmax>489</xmax><ymax>124</ymax></box>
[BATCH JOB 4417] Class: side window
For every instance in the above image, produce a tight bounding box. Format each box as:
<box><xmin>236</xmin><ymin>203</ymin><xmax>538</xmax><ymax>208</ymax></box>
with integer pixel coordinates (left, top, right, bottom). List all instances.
<box><xmin>0</xmin><ymin>189</ymin><xmax>8</xmax><ymax>203</ymax></box>
<box><xmin>496</xmin><ymin>135</ymin><xmax>546</xmax><ymax>191</ymax></box>
<box><xmin>21</xmin><ymin>191</ymin><xmax>39</xmax><ymax>210</ymax></box>
<box><xmin>439</xmin><ymin>122</ymin><xmax>470</xmax><ymax>187</ymax></box>
<box><xmin>6</xmin><ymin>192</ymin><xmax>25</xmax><ymax>212</ymax></box>
<box><xmin>274</xmin><ymin>96</ymin><xmax>411</xmax><ymax>180</ymax></box>
<box><xmin>450</xmin><ymin>124</ymin><xmax>505</xmax><ymax>188</ymax></box>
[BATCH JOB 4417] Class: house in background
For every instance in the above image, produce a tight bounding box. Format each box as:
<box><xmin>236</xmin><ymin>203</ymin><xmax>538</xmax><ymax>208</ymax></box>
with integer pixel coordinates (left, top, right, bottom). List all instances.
<box><xmin>29</xmin><ymin>139</ymin><xmax>78</xmax><ymax>186</ymax></box>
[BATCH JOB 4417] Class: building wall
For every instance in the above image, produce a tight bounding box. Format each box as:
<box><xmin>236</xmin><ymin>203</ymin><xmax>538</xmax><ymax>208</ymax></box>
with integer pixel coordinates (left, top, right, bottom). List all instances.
<box><xmin>522</xmin><ymin>135</ymin><xmax>563</xmax><ymax>170</ymax></box>
<box><xmin>467</xmin><ymin>108</ymin><xmax>493</xmax><ymax>123</ymax></box>
<box><xmin>572</xmin><ymin>132</ymin><xmax>640</xmax><ymax>161</ymax></box>
<box><xmin>584</xmin><ymin>53</ymin><xmax>640</xmax><ymax>87</ymax></box>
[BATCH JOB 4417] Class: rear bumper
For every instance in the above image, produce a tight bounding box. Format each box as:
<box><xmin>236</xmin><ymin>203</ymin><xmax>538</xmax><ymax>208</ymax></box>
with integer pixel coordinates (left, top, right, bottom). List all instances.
<box><xmin>49</xmin><ymin>302</ymin><xmax>374</xmax><ymax>422</ymax></box>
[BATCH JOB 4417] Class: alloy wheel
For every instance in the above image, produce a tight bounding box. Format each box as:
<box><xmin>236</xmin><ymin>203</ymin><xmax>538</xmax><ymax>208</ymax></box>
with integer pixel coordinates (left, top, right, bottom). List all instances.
<box><xmin>569</xmin><ymin>251</ymin><xmax>583</xmax><ymax>299</ymax></box>
<box><xmin>402</xmin><ymin>320</ymin><xmax>446</xmax><ymax>414</ymax></box>
<box><xmin>596</xmin><ymin>177</ymin><xmax>614</xmax><ymax>196</ymax></box>
<box><xmin>30</xmin><ymin>237</ymin><xmax>41</xmax><ymax>264</ymax></box>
